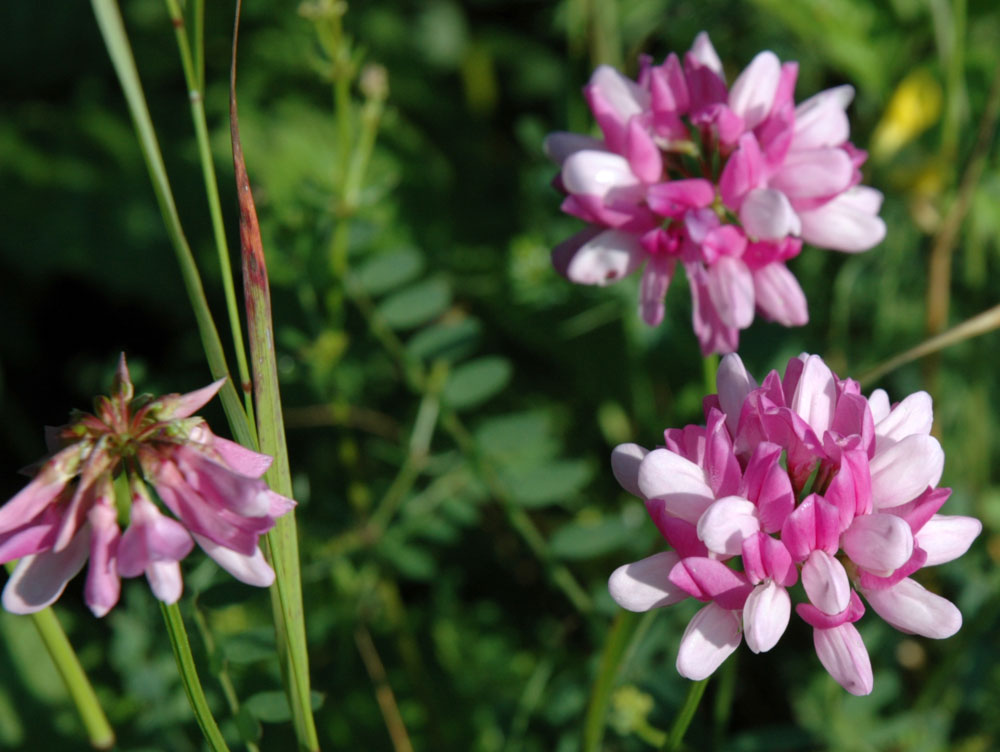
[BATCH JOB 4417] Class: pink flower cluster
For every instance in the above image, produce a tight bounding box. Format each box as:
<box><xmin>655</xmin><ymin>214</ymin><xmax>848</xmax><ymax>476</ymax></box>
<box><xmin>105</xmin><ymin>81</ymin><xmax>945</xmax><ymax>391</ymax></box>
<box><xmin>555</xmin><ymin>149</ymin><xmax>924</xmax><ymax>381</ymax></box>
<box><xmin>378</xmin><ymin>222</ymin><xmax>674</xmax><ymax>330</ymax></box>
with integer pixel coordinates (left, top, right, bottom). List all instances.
<box><xmin>608</xmin><ymin>353</ymin><xmax>980</xmax><ymax>694</ymax></box>
<box><xmin>0</xmin><ymin>355</ymin><xmax>293</xmax><ymax>617</ymax></box>
<box><xmin>546</xmin><ymin>33</ymin><xmax>886</xmax><ymax>354</ymax></box>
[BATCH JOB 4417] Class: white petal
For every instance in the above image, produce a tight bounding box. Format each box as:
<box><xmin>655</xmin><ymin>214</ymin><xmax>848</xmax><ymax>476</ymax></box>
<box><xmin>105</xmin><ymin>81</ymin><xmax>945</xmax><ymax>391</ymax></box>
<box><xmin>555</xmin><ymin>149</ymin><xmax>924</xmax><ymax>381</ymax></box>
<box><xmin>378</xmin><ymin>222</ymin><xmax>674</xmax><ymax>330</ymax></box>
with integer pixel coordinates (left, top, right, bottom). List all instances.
<box><xmin>798</xmin><ymin>187</ymin><xmax>886</xmax><ymax>252</ymax></box>
<box><xmin>792</xmin><ymin>85</ymin><xmax>854</xmax><ymax>150</ymax></box>
<box><xmin>869</xmin><ymin>434</ymin><xmax>944</xmax><ymax>509</ymax></box>
<box><xmin>676</xmin><ymin>602</ymin><xmax>741</xmax><ymax>680</ymax></box>
<box><xmin>637</xmin><ymin>449</ymin><xmax>715</xmax><ymax>524</ymax></box>
<box><xmin>611</xmin><ymin>443</ymin><xmax>649</xmax><ymax>498</ymax></box>
<box><xmin>146</xmin><ymin>560</ymin><xmax>184</xmax><ymax>605</ymax></box>
<box><xmin>697</xmin><ymin>496</ymin><xmax>760</xmax><ymax>556</ymax></box>
<box><xmin>874</xmin><ymin>391</ymin><xmax>934</xmax><ymax>451</ymax></box>
<box><xmin>557</xmin><ymin>229</ymin><xmax>646</xmax><ymax>287</ymax></box>
<box><xmin>916</xmin><ymin>515</ymin><xmax>982</xmax><ymax>566</ymax></box>
<box><xmin>1</xmin><ymin>528</ymin><xmax>90</xmax><ymax>614</ymax></box>
<box><xmin>561</xmin><ymin>150</ymin><xmax>639</xmax><ymax>197</ymax></box>
<box><xmin>801</xmin><ymin>549</ymin><xmax>850</xmax><ymax>615</ymax></box>
<box><xmin>863</xmin><ymin>577</ymin><xmax>962</xmax><ymax>638</ymax></box>
<box><xmin>716</xmin><ymin>353</ymin><xmax>757</xmax><ymax>436</ymax></box>
<box><xmin>814</xmin><ymin>623</ymin><xmax>873</xmax><ymax>695</ymax></box>
<box><xmin>739</xmin><ymin>188</ymin><xmax>801</xmax><ymax>240</ymax></box>
<box><xmin>707</xmin><ymin>256</ymin><xmax>755</xmax><ymax>329</ymax></box>
<box><xmin>588</xmin><ymin>65</ymin><xmax>649</xmax><ymax>119</ymax></box>
<box><xmin>193</xmin><ymin>534</ymin><xmax>275</xmax><ymax>587</ymax></box>
<box><xmin>868</xmin><ymin>388</ymin><xmax>891</xmax><ymax>423</ymax></box>
<box><xmin>743</xmin><ymin>581</ymin><xmax>791</xmax><ymax>653</ymax></box>
<box><xmin>842</xmin><ymin>513</ymin><xmax>914</xmax><ymax>575</ymax></box>
<box><xmin>729</xmin><ymin>51</ymin><xmax>781</xmax><ymax>130</ymax></box>
<box><xmin>752</xmin><ymin>263</ymin><xmax>809</xmax><ymax>327</ymax></box>
<box><xmin>608</xmin><ymin>551</ymin><xmax>686</xmax><ymax>611</ymax></box>
<box><xmin>790</xmin><ymin>354</ymin><xmax>837</xmax><ymax>437</ymax></box>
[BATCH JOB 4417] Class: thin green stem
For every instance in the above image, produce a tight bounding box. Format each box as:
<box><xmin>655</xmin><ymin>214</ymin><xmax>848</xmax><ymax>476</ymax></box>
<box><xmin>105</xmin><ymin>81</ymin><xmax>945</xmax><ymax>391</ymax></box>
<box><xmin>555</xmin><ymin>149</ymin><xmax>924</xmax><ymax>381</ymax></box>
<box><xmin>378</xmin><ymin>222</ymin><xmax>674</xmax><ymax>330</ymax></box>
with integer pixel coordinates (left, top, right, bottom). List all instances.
<box><xmin>164</xmin><ymin>0</ymin><xmax>256</xmax><ymax>423</ymax></box>
<box><xmin>702</xmin><ymin>353</ymin><xmax>719</xmax><ymax>396</ymax></box>
<box><xmin>90</xmin><ymin>0</ymin><xmax>255</xmax><ymax>450</ymax></box>
<box><xmin>663</xmin><ymin>679</ymin><xmax>709</xmax><ymax>751</ymax></box>
<box><xmin>160</xmin><ymin>601</ymin><xmax>231</xmax><ymax>752</ymax></box>
<box><xmin>20</xmin><ymin>601</ymin><xmax>115</xmax><ymax>749</ymax></box>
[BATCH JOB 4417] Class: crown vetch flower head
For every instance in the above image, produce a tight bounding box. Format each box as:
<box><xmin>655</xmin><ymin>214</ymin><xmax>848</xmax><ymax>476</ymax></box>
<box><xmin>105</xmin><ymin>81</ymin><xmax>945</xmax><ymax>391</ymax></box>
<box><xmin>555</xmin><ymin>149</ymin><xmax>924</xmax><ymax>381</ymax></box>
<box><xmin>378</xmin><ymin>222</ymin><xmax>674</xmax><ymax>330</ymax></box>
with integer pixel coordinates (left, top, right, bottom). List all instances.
<box><xmin>608</xmin><ymin>353</ymin><xmax>980</xmax><ymax>694</ymax></box>
<box><xmin>0</xmin><ymin>354</ymin><xmax>294</xmax><ymax>617</ymax></box>
<box><xmin>547</xmin><ymin>33</ymin><xmax>886</xmax><ymax>354</ymax></box>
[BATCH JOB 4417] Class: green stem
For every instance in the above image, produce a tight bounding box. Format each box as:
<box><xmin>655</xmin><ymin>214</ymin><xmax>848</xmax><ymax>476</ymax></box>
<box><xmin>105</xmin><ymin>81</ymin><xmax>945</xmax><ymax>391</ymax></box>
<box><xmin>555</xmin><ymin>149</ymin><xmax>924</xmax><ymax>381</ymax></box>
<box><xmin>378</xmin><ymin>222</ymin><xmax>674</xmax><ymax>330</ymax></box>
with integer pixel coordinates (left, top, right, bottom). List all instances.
<box><xmin>26</xmin><ymin>605</ymin><xmax>115</xmax><ymax>749</ymax></box>
<box><xmin>663</xmin><ymin>678</ymin><xmax>709</xmax><ymax>751</ymax></box>
<box><xmin>90</xmin><ymin>0</ymin><xmax>255</xmax><ymax>450</ymax></box>
<box><xmin>702</xmin><ymin>353</ymin><xmax>719</xmax><ymax>396</ymax></box>
<box><xmin>164</xmin><ymin>0</ymin><xmax>256</xmax><ymax>422</ymax></box>
<box><xmin>160</xmin><ymin>601</ymin><xmax>231</xmax><ymax>752</ymax></box>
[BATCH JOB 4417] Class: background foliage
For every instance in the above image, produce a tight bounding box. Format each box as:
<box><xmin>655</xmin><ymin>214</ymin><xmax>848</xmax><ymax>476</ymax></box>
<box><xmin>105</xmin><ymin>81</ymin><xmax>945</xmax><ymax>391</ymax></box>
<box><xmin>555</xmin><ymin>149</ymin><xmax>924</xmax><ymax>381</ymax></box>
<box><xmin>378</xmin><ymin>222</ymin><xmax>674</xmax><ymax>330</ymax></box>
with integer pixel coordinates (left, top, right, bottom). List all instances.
<box><xmin>1</xmin><ymin>0</ymin><xmax>999</xmax><ymax>750</ymax></box>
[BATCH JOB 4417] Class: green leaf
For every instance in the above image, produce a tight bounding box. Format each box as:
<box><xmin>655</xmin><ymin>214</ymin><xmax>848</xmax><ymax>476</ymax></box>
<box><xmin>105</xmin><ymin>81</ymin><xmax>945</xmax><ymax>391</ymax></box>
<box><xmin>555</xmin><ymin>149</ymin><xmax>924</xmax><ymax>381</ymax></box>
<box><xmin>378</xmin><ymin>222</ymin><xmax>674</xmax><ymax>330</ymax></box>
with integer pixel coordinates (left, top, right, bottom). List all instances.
<box><xmin>474</xmin><ymin>410</ymin><xmax>557</xmax><ymax>463</ymax></box>
<box><xmin>503</xmin><ymin>460</ymin><xmax>593</xmax><ymax>508</ymax></box>
<box><xmin>220</xmin><ymin>629</ymin><xmax>278</xmax><ymax>665</ymax></box>
<box><xmin>407</xmin><ymin>317</ymin><xmax>482</xmax><ymax>362</ymax></box>
<box><xmin>377</xmin><ymin>277</ymin><xmax>452</xmax><ymax>329</ymax></box>
<box><xmin>244</xmin><ymin>690</ymin><xmax>325</xmax><ymax>724</ymax></box>
<box><xmin>442</xmin><ymin>356</ymin><xmax>512</xmax><ymax>410</ymax></box>
<box><xmin>379</xmin><ymin>534</ymin><xmax>437</xmax><ymax>580</ymax></box>
<box><xmin>353</xmin><ymin>247</ymin><xmax>425</xmax><ymax>296</ymax></box>
<box><xmin>550</xmin><ymin>517</ymin><xmax>630</xmax><ymax>560</ymax></box>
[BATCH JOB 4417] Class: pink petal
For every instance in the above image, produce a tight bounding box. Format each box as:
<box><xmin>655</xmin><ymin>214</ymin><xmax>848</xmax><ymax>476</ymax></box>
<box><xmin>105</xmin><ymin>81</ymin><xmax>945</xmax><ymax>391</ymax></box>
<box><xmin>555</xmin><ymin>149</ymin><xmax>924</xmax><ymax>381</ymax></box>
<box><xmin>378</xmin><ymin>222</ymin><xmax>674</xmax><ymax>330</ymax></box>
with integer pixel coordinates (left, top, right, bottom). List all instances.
<box><xmin>743</xmin><ymin>581</ymin><xmax>790</xmax><ymax>653</ymax></box>
<box><xmin>552</xmin><ymin>228</ymin><xmax>645</xmax><ymax>286</ymax></box>
<box><xmin>797</xmin><ymin>590</ymin><xmax>865</xmax><ymax>629</ymax></box>
<box><xmin>117</xmin><ymin>494</ymin><xmax>194</xmax><ymax>578</ymax></box>
<box><xmin>813</xmin><ymin>623</ymin><xmax>873</xmax><ymax>695</ymax></box>
<box><xmin>175</xmin><ymin>446</ymin><xmax>272</xmax><ymax>518</ymax></box>
<box><xmin>561</xmin><ymin>151</ymin><xmax>640</xmax><ymax>198</ymax></box>
<box><xmin>706</xmin><ymin>256</ymin><xmax>754</xmax><ymax>330</ymax></box>
<box><xmin>84</xmin><ymin>493</ymin><xmax>121</xmax><ymax>618</ymax></box>
<box><xmin>608</xmin><ymin>551</ymin><xmax>687</xmax><ymax>611</ymax></box>
<box><xmin>668</xmin><ymin>556</ymin><xmax>752</xmax><ymax>609</ymax></box>
<box><xmin>676</xmin><ymin>602</ymin><xmax>741</xmax><ymax>681</ymax></box>
<box><xmin>739</xmin><ymin>188</ymin><xmax>801</xmax><ymax>240</ymax></box>
<box><xmin>646</xmin><ymin>179</ymin><xmax>715</xmax><ymax>218</ymax></box>
<box><xmin>0</xmin><ymin>443</ymin><xmax>84</xmax><ymax>536</ymax></box>
<box><xmin>1</xmin><ymin>525</ymin><xmax>90</xmax><ymax>614</ymax></box>
<box><xmin>716</xmin><ymin>353</ymin><xmax>757</xmax><ymax>436</ymax></box>
<box><xmin>719</xmin><ymin>134</ymin><xmax>764</xmax><ymax>209</ymax></box>
<box><xmin>638</xmin><ymin>255</ymin><xmax>675</xmax><ymax>326</ymax></box>
<box><xmin>688</xmin><ymin>32</ymin><xmax>724</xmax><ymax>77</ymax></box>
<box><xmin>916</xmin><ymin>515</ymin><xmax>982</xmax><ymax>566</ymax></box>
<box><xmin>626</xmin><ymin>117</ymin><xmax>662</xmax><ymax>183</ymax></box>
<box><xmin>193</xmin><ymin>534</ymin><xmax>275</xmax><ymax>587</ymax></box>
<box><xmin>146</xmin><ymin>560</ymin><xmax>184</xmax><ymax>604</ymax></box>
<box><xmin>798</xmin><ymin>187</ymin><xmax>886</xmax><ymax>252</ymax></box>
<box><xmin>611</xmin><ymin>443</ymin><xmax>649</xmax><ymax>498</ymax></box>
<box><xmin>752</xmin><ymin>263</ymin><xmax>808</xmax><ymax>326</ymax></box>
<box><xmin>742</xmin><ymin>532</ymin><xmax>797</xmax><ymax>587</ymax></box>
<box><xmin>164</xmin><ymin>378</ymin><xmax>227</xmax><ymax>420</ymax></box>
<box><xmin>874</xmin><ymin>391</ymin><xmax>934</xmax><ymax>451</ymax></box>
<box><xmin>792</xmin><ymin>85</ymin><xmax>854</xmax><ymax>150</ymax></box>
<box><xmin>770</xmin><ymin>148</ymin><xmax>854</xmax><ymax>200</ymax></box>
<box><xmin>585</xmin><ymin>66</ymin><xmax>650</xmax><ymax>153</ymax></box>
<box><xmin>842</xmin><ymin>513</ymin><xmax>914</xmax><ymax>575</ymax></box>
<box><xmin>637</xmin><ymin>449</ymin><xmax>715</xmax><ymax>525</ymax></box>
<box><xmin>869</xmin><ymin>434</ymin><xmax>944</xmax><ymax>509</ymax></box>
<box><xmin>696</xmin><ymin>496</ymin><xmax>760</xmax><ymax>556</ymax></box>
<box><xmin>649</xmin><ymin>53</ymin><xmax>689</xmax><ymax>114</ymax></box>
<box><xmin>824</xmin><ymin>448</ymin><xmax>872</xmax><ymax>528</ymax></box>
<box><xmin>868</xmin><ymin>388</ymin><xmax>891</xmax><ymax>423</ymax></box>
<box><xmin>211</xmin><ymin>436</ymin><xmax>274</xmax><ymax>478</ymax></box>
<box><xmin>801</xmin><ymin>549</ymin><xmax>851</xmax><ymax>615</ymax></box>
<box><xmin>728</xmin><ymin>51</ymin><xmax>781</xmax><ymax>130</ymax></box>
<box><xmin>789</xmin><ymin>354</ymin><xmax>837</xmax><ymax>437</ymax></box>
<box><xmin>862</xmin><ymin>577</ymin><xmax>962</xmax><ymax>638</ymax></box>
<box><xmin>0</xmin><ymin>506</ymin><xmax>60</xmax><ymax>563</ymax></box>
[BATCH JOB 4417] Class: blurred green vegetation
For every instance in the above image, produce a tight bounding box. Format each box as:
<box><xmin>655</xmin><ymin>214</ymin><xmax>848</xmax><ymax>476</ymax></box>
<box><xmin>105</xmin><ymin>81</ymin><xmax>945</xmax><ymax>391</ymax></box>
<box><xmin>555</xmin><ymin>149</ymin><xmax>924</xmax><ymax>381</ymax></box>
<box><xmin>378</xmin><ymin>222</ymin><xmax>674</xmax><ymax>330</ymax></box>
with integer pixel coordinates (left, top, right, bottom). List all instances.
<box><xmin>1</xmin><ymin>0</ymin><xmax>1000</xmax><ymax>750</ymax></box>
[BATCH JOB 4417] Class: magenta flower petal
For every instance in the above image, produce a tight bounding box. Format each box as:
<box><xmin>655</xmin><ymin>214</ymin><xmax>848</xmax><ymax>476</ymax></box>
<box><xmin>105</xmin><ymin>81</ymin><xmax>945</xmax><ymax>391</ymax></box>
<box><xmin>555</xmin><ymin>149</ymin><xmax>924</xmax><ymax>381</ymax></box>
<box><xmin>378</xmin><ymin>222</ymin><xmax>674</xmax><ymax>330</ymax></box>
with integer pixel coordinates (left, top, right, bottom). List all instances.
<box><xmin>719</xmin><ymin>134</ymin><xmax>765</xmax><ymax>209</ymax></box>
<box><xmin>552</xmin><ymin>228</ymin><xmax>645</xmax><ymax>286</ymax></box>
<box><xmin>739</xmin><ymin>188</ymin><xmax>801</xmax><ymax>240</ymax></box>
<box><xmin>770</xmin><ymin>148</ymin><xmax>855</xmax><ymax>200</ymax></box>
<box><xmin>869</xmin><ymin>434</ymin><xmax>944</xmax><ymax>509</ymax></box>
<box><xmin>0</xmin><ymin>443</ymin><xmax>84</xmax><ymax>537</ymax></box>
<box><xmin>743</xmin><ymin>581</ymin><xmax>790</xmax><ymax>653</ymax></box>
<box><xmin>117</xmin><ymin>494</ymin><xmax>194</xmax><ymax>578</ymax></box>
<box><xmin>668</xmin><ymin>556</ymin><xmax>752</xmax><ymax>609</ymax></box>
<box><xmin>874</xmin><ymin>390</ymin><xmax>934</xmax><ymax>450</ymax></box>
<box><xmin>863</xmin><ymin>577</ymin><xmax>962</xmax><ymax>638</ymax></box>
<box><xmin>752</xmin><ymin>263</ymin><xmax>808</xmax><ymax>326</ymax></box>
<box><xmin>792</xmin><ymin>85</ymin><xmax>854</xmax><ymax>150</ymax></box>
<box><xmin>584</xmin><ymin>65</ymin><xmax>650</xmax><ymax>152</ymax></box>
<box><xmin>716</xmin><ymin>353</ymin><xmax>757</xmax><ymax>435</ymax></box>
<box><xmin>84</xmin><ymin>488</ymin><xmax>121</xmax><ymax>618</ymax></box>
<box><xmin>210</xmin><ymin>435</ymin><xmax>274</xmax><ymax>478</ymax></box>
<box><xmin>1</xmin><ymin>525</ymin><xmax>90</xmax><ymax>615</ymax></box>
<box><xmin>801</xmin><ymin>549</ymin><xmax>851</xmax><ymax>615</ymax></box>
<box><xmin>638</xmin><ymin>449</ymin><xmax>715</xmax><ymax>524</ymax></box>
<box><xmin>696</xmin><ymin>496</ymin><xmax>760</xmax><ymax>556</ymax></box>
<box><xmin>728</xmin><ymin>51</ymin><xmax>782</xmax><ymax>130</ymax></box>
<box><xmin>742</xmin><ymin>532</ymin><xmax>796</xmax><ymax>587</ymax></box>
<box><xmin>843</xmin><ymin>513</ymin><xmax>914</xmax><ymax>575</ymax></box>
<box><xmin>814</xmin><ymin>623</ymin><xmax>873</xmax><ymax>695</ymax></box>
<box><xmin>193</xmin><ymin>533</ymin><xmax>275</xmax><ymax>587</ymax></box>
<box><xmin>626</xmin><ymin>116</ymin><xmax>663</xmax><ymax>183</ymax></box>
<box><xmin>638</xmin><ymin>255</ymin><xmax>676</xmax><ymax>326</ymax></box>
<box><xmin>798</xmin><ymin>187</ymin><xmax>886</xmax><ymax>252</ymax></box>
<box><xmin>160</xmin><ymin>377</ymin><xmax>227</xmax><ymax>420</ymax></box>
<box><xmin>676</xmin><ymin>602</ymin><xmax>741</xmax><ymax>680</ymax></box>
<box><xmin>916</xmin><ymin>515</ymin><xmax>982</xmax><ymax>566</ymax></box>
<box><xmin>789</xmin><ymin>354</ymin><xmax>837</xmax><ymax>438</ymax></box>
<box><xmin>608</xmin><ymin>551</ymin><xmax>687</xmax><ymax>611</ymax></box>
<box><xmin>706</xmin><ymin>256</ymin><xmax>755</xmax><ymax>329</ymax></box>
<box><xmin>646</xmin><ymin>179</ymin><xmax>715</xmax><ymax>218</ymax></box>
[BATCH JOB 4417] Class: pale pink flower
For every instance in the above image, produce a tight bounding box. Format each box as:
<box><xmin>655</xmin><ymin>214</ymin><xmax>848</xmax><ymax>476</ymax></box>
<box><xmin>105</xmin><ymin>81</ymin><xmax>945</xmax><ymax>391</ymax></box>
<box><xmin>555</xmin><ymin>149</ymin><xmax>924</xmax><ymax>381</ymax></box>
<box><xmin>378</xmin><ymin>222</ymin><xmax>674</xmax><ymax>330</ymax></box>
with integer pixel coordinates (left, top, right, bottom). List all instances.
<box><xmin>0</xmin><ymin>354</ymin><xmax>294</xmax><ymax>616</ymax></box>
<box><xmin>547</xmin><ymin>33</ymin><xmax>885</xmax><ymax>354</ymax></box>
<box><xmin>607</xmin><ymin>353</ymin><xmax>979</xmax><ymax>694</ymax></box>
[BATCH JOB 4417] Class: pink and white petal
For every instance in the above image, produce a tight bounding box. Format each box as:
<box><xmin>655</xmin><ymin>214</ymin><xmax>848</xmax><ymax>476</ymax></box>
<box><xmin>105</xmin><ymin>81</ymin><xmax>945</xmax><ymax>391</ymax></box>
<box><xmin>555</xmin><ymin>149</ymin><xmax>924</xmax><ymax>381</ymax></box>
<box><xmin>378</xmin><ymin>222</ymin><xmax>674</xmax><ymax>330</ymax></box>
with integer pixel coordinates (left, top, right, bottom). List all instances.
<box><xmin>868</xmin><ymin>388</ymin><xmax>890</xmax><ymax>423</ymax></box>
<box><xmin>646</xmin><ymin>179</ymin><xmax>716</xmax><ymax>217</ymax></box>
<box><xmin>789</xmin><ymin>354</ymin><xmax>837</xmax><ymax>437</ymax></box>
<box><xmin>801</xmin><ymin>549</ymin><xmax>851</xmax><ymax>615</ymax></box>
<box><xmin>639</xmin><ymin>255</ymin><xmax>675</xmax><ymax>326</ymax></box>
<box><xmin>874</xmin><ymin>391</ymin><xmax>934</xmax><ymax>450</ymax></box>
<box><xmin>1</xmin><ymin>526</ymin><xmax>90</xmax><ymax>614</ymax></box>
<box><xmin>729</xmin><ymin>51</ymin><xmax>782</xmax><ymax>130</ymax></box>
<box><xmin>739</xmin><ymin>188</ymin><xmax>801</xmax><ymax>241</ymax></box>
<box><xmin>611</xmin><ymin>443</ymin><xmax>649</xmax><ymax>498</ymax></box>
<box><xmin>668</xmin><ymin>557</ymin><xmax>752</xmax><ymax>609</ymax></box>
<box><xmin>869</xmin><ymin>434</ymin><xmax>944</xmax><ymax>509</ymax></box>
<box><xmin>719</xmin><ymin>134</ymin><xmax>765</xmax><ymax>209</ymax></box>
<box><xmin>676</xmin><ymin>602</ymin><xmax>741</xmax><ymax>681</ymax></box>
<box><xmin>84</xmin><ymin>500</ymin><xmax>120</xmax><ymax>618</ymax></box>
<box><xmin>743</xmin><ymin>581</ymin><xmax>791</xmax><ymax>653</ymax></box>
<box><xmin>265</xmin><ymin>491</ymin><xmax>296</xmax><ymax>519</ymax></box>
<box><xmin>813</xmin><ymin>623</ymin><xmax>873</xmax><ymax>695</ymax></box>
<box><xmin>752</xmin><ymin>263</ymin><xmax>808</xmax><ymax>326</ymax></box>
<box><xmin>0</xmin><ymin>508</ymin><xmax>60</xmax><ymax>564</ymax></box>
<box><xmin>561</xmin><ymin>151</ymin><xmax>640</xmax><ymax>198</ymax></box>
<box><xmin>863</xmin><ymin>577</ymin><xmax>962</xmax><ymax>638</ymax></box>
<box><xmin>553</xmin><ymin>228</ymin><xmax>645</xmax><ymax>287</ymax></box>
<box><xmin>162</xmin><ymin>378</ymin><xmax>227</xmax><ymax>420</ymax></box>
<box><xmin>193</xmin><ymin>534</ymin><xmax>275</xmax><ymax>587</ymax></box>
<box><xmin>696</xmin><ymin>496</ymin><xmax>760</xmax><ymax>556</ymax></box>
<box><xmin>0</xmin><ymin>443</ymin><xmax>84</xmax><ymax>535</ymax></box>
<box><xmin>798</xmin><ymin>187</ymin><xmax>886</xmax><ymax>252</ymax></box>
<box><xmin>211</xmin><ymin>436</ymin><xmax>274</xmax><ymax>478</ymax></box>
<box><xmin>145</xmin><ymin>560</ymin><xmax>184</xmax><ymax>605</ymax></box>
<box><xmin>626</xmin><ymin>117</ymin><xmax>663</xmax><ymax>183</ymax></box>
<box><xmin>771</xmin><ymin>148</ymin><xmax>854</xmax><ymax>200</ymax></box>
<box><xmin>707</xmin><ymin>257</ymin><xmax>755</xmax><ymax>330</ymax></box>
<box><xmin>608</xmin><ymin>551</ymin><xmax>687</xmax><ymax>611</ymax></box>
<box><xmin>637</xmin><ymin>449</ymin><xmax>715</xmax><ymax>525</ymax></box>
<box><xmin>916</xmin><ymin>515</ymin><xmax>982</xmax><ymax>566</ymax></box>
<box><xmin>716</xmin><ymin>353</ymin><xmax>757</xmax><ymax>436</ymax></box>
<box><xmin>585</xmin><ymin>66</ymin><xmax>650</xmax><ymax>152</ymax></box>
<box><xmin>792</xmin><ymin>85</ymin><xmax>854</xmax><ymax>150</ymax></box>
<box><xmin>842</xmin><ymin>513</ymin><xmax>914</xmax><ymax>575</ymax></box>
<box><xmin>543</xmin><ymin>132</ymin><xmax>607</xmax><ymax>165</ymax></box>
<box><xmin>688</xmin><ymin>32</ymin><xmax>724</xmax><ymax>78</ymax></box>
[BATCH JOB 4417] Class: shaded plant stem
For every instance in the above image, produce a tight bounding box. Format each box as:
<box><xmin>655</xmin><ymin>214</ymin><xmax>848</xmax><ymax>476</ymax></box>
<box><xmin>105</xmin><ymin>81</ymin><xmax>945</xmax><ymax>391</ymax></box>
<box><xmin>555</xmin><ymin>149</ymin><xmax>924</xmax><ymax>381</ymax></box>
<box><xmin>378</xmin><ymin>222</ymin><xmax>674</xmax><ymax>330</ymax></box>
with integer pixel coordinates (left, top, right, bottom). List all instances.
<box><xmin>355</xmin><ymin>625</ymin><xmax>415</xmax><ymax>752</ymax></box>
<box><xmin>664</xmin><ymin>678</ymin><xmax>709</xmax><ymax>751</ymax></box>
<box><xmin>702</xmin><ymin>353</ymin><xmax>719</xmax><ymax>395</ymax></box>
<box><xmin>22</xmin><ymin>601</ymin><xmax>115</xmax><ymax>749</ymax></box>
<box><xmin>164</xmin><ymin>0</ymin><xmax>256</xmax><ymax>422</ymax></box>
<box><xmin>90</xmin><ymin>0</ymin><xmax>254</xmax><ymax>450</ymax></box>
<box><xmin>161</xmin><ymin>601</ymin><xmax>231</xmax><ymax>752</ymax></box>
